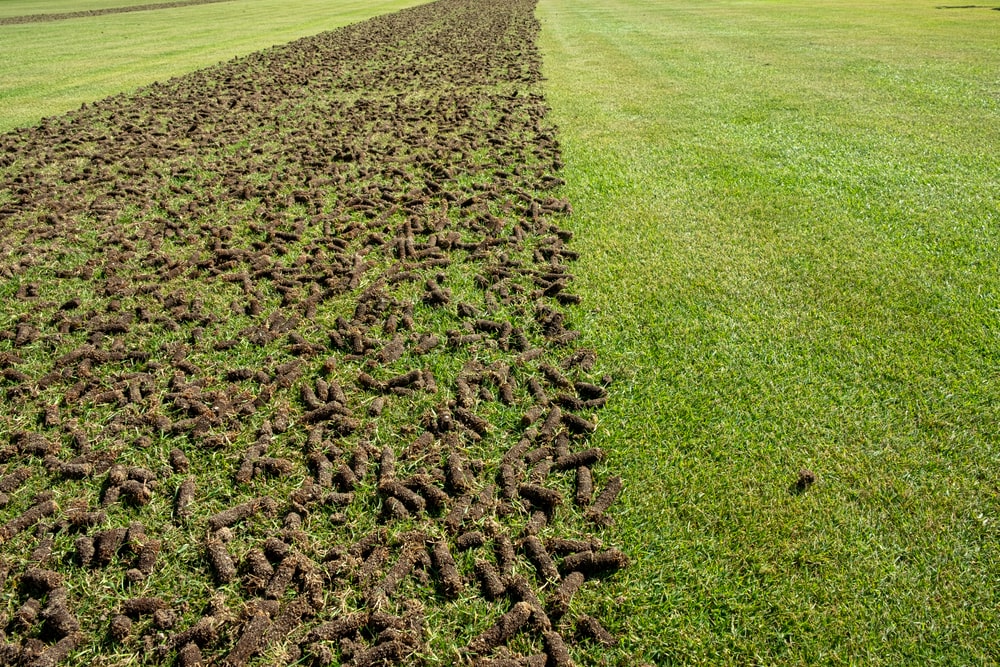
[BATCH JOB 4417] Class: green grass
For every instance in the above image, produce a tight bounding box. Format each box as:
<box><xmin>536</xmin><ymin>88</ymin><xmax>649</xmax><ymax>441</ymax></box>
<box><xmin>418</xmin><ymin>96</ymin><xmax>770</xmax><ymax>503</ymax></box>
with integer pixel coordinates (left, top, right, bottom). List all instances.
<box><xmin>0</xmin><ymin>0</ymin><xmax>201</xmax><ymax>18</ymax></box>
<box><xmin>537</xmin><ymin>0</ymin><xmax>1000</xmax><ymax>663</ymax></box>
<box><xmin>0</xmin><ymin>0</ymin><xmax>425</xmax><ymax>132</ymax></box>
<box><xmin>2</xmin><ymin>0</ymin><xmax>998</xmax><ymax>663</ymax></box>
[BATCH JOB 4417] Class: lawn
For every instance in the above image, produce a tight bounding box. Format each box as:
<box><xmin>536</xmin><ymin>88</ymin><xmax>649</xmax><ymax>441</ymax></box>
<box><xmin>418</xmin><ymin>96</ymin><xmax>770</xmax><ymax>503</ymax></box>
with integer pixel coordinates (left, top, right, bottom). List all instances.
<box><xmin>537</xmin><ymin>0</ymin><xmax>1000</xmax><ymax>663</ymax></box>
<box><xmin>0</xmin><ymin>0</ymin><xmax>424</xmax><ymax>132</ymax></box>
<box><xmin>1</xmin><ymin>0</ymin><xmax>998</xmax><ymax>664</ymax></box>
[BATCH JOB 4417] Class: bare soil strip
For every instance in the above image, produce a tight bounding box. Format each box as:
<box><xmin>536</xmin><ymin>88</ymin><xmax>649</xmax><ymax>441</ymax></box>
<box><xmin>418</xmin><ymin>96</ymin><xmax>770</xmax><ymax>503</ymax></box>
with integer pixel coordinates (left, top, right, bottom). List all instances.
<box><xmin>0</xmin><ymin>0</ymin><xmax>236</xmax><ymax>26</ymax></box>
<box><xmin>0</xmin><ymin>0</ymin><xmax>626</xmax><ymax>663</ymax></box>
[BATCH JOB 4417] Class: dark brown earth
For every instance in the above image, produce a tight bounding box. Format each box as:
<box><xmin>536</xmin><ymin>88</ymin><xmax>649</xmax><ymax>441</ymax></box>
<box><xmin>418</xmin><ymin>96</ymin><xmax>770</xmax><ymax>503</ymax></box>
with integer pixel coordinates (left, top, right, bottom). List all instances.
<box><xmin>0</xmin><ymin>0</ymin><xmax>627</xmax><ymax>663</ymax></box>
<box><xmin>0</xmin><ymin>0</ymin><xmax>235</xmax><ymax>26</ymax></box>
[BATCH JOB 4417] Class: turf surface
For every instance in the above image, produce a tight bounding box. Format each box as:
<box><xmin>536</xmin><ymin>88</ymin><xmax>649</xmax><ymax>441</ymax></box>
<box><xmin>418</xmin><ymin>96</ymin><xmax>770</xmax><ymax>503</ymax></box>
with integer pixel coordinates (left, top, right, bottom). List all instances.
<box><xmin>1</xmin><ymin>0</ymin><xmax>998</xmax><ymax>663</ymax></box>
<box><xmin>538</xmin><ymin>0</ymin><xmax>1000</xmax><ymax>663</ymax></box>
<box><xmin>0</xmin><ymin>0</ymin><xmax>425</xmax><ymax>133</ymax></box>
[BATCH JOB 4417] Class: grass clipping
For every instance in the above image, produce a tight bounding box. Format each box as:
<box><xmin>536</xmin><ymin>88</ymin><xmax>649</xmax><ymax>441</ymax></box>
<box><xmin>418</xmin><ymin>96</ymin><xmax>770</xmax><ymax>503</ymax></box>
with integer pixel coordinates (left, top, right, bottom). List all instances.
<box><xmin>0</xmin><ymin>0</ymin><xmax>626</xmax><ymax>663</ymax></box>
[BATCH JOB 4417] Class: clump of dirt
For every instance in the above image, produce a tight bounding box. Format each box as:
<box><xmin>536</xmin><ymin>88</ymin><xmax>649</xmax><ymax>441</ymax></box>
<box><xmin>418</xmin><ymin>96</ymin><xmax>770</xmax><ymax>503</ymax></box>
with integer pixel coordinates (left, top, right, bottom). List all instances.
<box><xmin>794</xmin><ymin>468</ymin><xmax>817</xmax><ymax>494</ymax></box>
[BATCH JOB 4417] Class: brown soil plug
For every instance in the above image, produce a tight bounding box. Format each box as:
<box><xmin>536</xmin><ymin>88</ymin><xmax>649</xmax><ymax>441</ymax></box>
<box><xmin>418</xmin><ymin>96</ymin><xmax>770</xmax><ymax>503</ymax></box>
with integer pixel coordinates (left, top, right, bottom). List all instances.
<box><xmin>574</xmin><ymin>466</ymin><xmax>593</xmax><ymax>506</ymax></box>
<box><xmin>307</xmin><ymin>613</ymin><xmax>366</xmax><ymax>642</ymax></box>
<box><xmin>177</xmin><ymin>642</ymin><xmax>203</xmax><ymax>667</ymax></box>
<box><xmin>222</xmin><ymin>610</ymin><xmax>272</xmax><ymax>666</ymax></box>
<box><xmin>547</xmin><ymin>571</ymin><xmax>585</xmax><ymax>618</ymax></box>
<box><xmin>153</xmin><ymin>608</ymin><xmax>177</xmax><ymax>630</ymax></box>
<box><xmin>560</xmin><ymin>549</ymin><xmax>630</xmax><ymax>577</ymax></box>
<box><xmin>546</xmin><ymin>538</ymin><xmax>602</xmax><ymax>555</ymax></box>
<box><xmin>455</xmin><ymin>531</ymin><xmax>486</xmax><ymax>550</ymax></box>
<box><xmin>41</xmin><ymin>600</ymin><xmax>80</xmax><ymax>638</ymax></box>
<box><xmin>0</xmin><ymin>466</ymin><xmax>32</xmax><ymax>493</ymax></box>
<box><xmin>264</xmin><ymin>555</ymin><xmax>298</xmax><ymax>599</ymax></box>
<box><xmin>466</xmin><ymin>484</ymin><xmax>496</xmax><ymax>523</ymax></box>
<box><xmin>574</xmin><ymin>381</ymin><xmax>606</xmax><ymax>400</ymax></box>
<box><xmin>493</xmin><ymin>533</ymin><xmax>517</xmax><ymax>577</ymax></box>
<box><xmin>585</xmin><ymin>475</ymin><xmax>623</xmax><ymax>526</ymax></box>
<box><xmin>169</xmin><ymin>448</ymin><xmax>190</xmax><ymax>473</ymax></box>
<box><xmin>553</xmin><ymin>448</ymin><xmax>604</xmax><ymax>471</ymax></box>
<box><xmin>0</xmin><ymin>498</ymin><xmax>57</xmax><ymax>540</ymax></box>
<box><xmin>517</xmin><ymin>483</ymin><xmax>563</xmax><ymax>512</ymax></box>
<box><xmin>521</xmin><ymin>536</ymin><xmax>559</xmax><ymax>582</ymax></box>
<box><xmin>208</xmin><ymin>499</ymin><xmax>264</xmax><ymax>531</ymax></box>
<box><xmin>498</xmin><ymin>463</ymin><xmax>520</xmax><ymax>500</ymax></box>
<box><xmin>175</xmin><ymin>476</ymin><xmax>196</xmax><ymax>518</ymax></box>
<box><xmin>521</xmin><ymin>405</ymin><xmax>545</xmax><ymax>428</ymax></box>
<box><xmin>474</xmin><ymin>559</ymin><xmax>506</xmax><ymax>600</ymax></box>
<box><xmin>264</xmin><ymin>537</ymin><xmax>290</xmax><ymax>562</ymax></box>
<box><xmin>29</xmin><ymin>537</ymin><xmax>53</xmax><ymax>564</ymax></box>
<box><xmin>446</xmin><ymin>450</ymin><xmax>472</xmax><ymax>494</ymax></box>
<box><xmin>562</xmin><ymin>412</ymin><xmax>596</xmax><ymax>435</ymax></box>
<box><xmin>109</xmin><ymin>614</ymin><xmax>133</xmax><ymax>641</ymax></box>
<box><xmin>243</xmin><ymin>549</ymin><xmax>273</xmax><ymax>591</ymax></box>
<box><xmin>14</xmin><ymin>597</ymin><xmax>41</xmax><ymax>629</ymax></box>
<box><xmin>334</xmin><ymin>461</ymin><xmax>360</xmax><ymax>490</ymax></box>
<box><xmin>372</xmin><ymin>540</ymin><xmax>427</xmax><ymax>602</ymax></box>
<box><xmin>379</xmin><ymin>445</ymin><xmax>396</xmax><ymax>485</ymax></box>
<box><xmin>795</xmin><ymin>468</ymin><xmax>817</xmax><ymax>493</ymax></box>
<box><xmin>455</xmin><ymin>407</ymin><xmax>490</xmax><ymax>436</ymax></box>
<box><xmin>385</xmin><ymin>369</ymin><xmax>423</xmax><ymax>389</ymax></box>
<box><xmin>75</xmin><ymin>536</ymin><xmax>95</xmax><ymax>567</ymax></box>
<box><xmin>128</xmin><ymin>539</ymin><xmax>161</xmax><ymax>582</ymax></box>
<box><xmin>412</xmin><ymin>475</ymin><xmax>449</xmax><ymax>512</ymax></box>
<box><xmin>524</xmin><ymin>445</ymin><xmax>553</xmax><ymax>466</ymax></box>
<box><xmin>93</xmin><ymin>528</ymin><xmax>127</xmax><ymax>567</ymax></box>
<box><xmin>576</xmin><ymin>614</ymin><xmax>616</xmax><ymax>646</ymax></box>
<box><xmin>444</xmin><ymin>493</ymin><xmax>473</xmax><ymax>533</ymax></box>
<box><xmin>206</xmin><ymin>540</ymin><xmax>236</xmax><ymax>583</ymax></box>
<box><xmin>505</xmin><ymin>575</ymin><xmax>545</xmax><ymax>617</ymax></box>
<box><xmin>352</xmin><ymin>640</ymin><xmax>407</xmax><ymax>667</ymax></box>
<box><xmin>171</xmin><ymin>615</ymin><xmax>218</xmax><ymax>649</ymax></box>
<box><xmin>121</xmin><ymin>597</ymin><xmax>165</xmax><ymax>617</ymax></box>
<box><xmin>380</xmin><ymin>481</ymin><xmax>426</xmax><ymax>514</ymax></box>
<box><xmin>543</xmin><ymin>630</ymin><xmax>573</xmax><ymax>667</ymax></box>
<box><xmin>349</xmin><ymin>528</ymin><xmax>388</xmax><ymax>560</ymax></box>
<box><xmin>431</xmin><ymin>540</ymin><xmax>463</xmax><ymax>598</ymax></box>
<box><xmin>538</xmin><ymin>406</ymin><xmax>562</xmax><ymax>441</ymax></box>
<box><xmin>120</xmin><ymin>479</ymin><xmax>153</xmax><ymax>505</ymax></box>
<box><xmin>382</xmin><ymin>496</ymin><xmax>410</xmax><ymax>521</ymax></box>
<box><xmin>467</xmin><ymin>601</ymin><xmax>533</xmax><ymax>654</ymax></box>
<box><xmin>30</xmin><ymin>634</ymin><xmax>79</xmax><ymax>667</ymax></box>
<box><xmin>351</xmin><ymin>445</ymin><xmax>370</xmax><ymax>480</ymax></box>
<box><xmin>539</xmin><ymin>363</ymin><xmax>573</xmax><ymax>390</ymax></box>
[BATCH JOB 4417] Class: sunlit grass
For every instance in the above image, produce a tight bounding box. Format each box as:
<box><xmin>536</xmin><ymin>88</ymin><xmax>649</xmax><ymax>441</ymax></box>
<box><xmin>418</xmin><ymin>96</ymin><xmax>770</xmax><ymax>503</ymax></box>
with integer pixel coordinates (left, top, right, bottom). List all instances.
<box><xmin>538</xmin><ymin>0</ymin><xmax>1000</xmax><ymax>663</ymax></box>
<box><xmin>0</xmin><ymin>0</ymin><xmax>425</xmax><ymax>132</ymax></box>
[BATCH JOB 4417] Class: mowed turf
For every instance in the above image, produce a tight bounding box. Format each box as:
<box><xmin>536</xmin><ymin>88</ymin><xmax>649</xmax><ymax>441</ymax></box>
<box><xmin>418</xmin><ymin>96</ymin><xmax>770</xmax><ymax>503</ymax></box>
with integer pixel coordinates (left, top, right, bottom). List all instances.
<box><xmin>0</xmin><ymin>0</ymin><xmax>425</xmax><ymax>133</ymax></box>
<box><xmin>1</xmin><ymin>0</ymin><xmax>997</xmax><ymax>664</ymax></box>
<box><xmin>537</xmin><ymin>0</ymin><xmax>1000</xmax><ymax>663</ymax></box>
<box><xmin>0</xmin><ymin>1</ymin><xmax>633</xmax><ymax>664</ymax></box>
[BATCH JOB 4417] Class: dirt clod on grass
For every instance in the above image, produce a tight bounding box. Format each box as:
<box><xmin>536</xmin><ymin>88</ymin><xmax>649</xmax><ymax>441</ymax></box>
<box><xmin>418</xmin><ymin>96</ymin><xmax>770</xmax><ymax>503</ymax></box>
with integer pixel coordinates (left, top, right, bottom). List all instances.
<box><xmin>795</xmin><ymin>468</ymin><xmax>818</xmax><ymax>493</ymax></box>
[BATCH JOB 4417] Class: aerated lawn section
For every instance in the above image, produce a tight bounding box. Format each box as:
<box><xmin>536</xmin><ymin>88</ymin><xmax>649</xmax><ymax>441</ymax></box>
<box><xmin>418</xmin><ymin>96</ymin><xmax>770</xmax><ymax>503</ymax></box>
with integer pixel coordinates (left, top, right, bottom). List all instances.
<box><xmin>538</xmin><ymin>0</ymin><xmax>1000</xmax><ymax>663</ymax></box>
<box><xmin>0</xmin><ymin>0</ymin><xmax>630</xmax><ymax>664</ymax></box>
<box><xmin>0</xmin><ymin>0</ymin><xmax>425</xmax><ymax>133</ymax></box>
